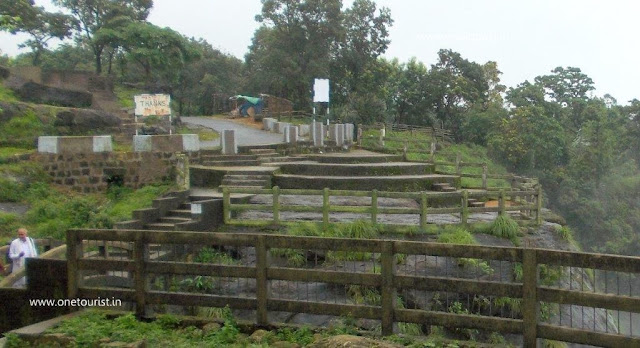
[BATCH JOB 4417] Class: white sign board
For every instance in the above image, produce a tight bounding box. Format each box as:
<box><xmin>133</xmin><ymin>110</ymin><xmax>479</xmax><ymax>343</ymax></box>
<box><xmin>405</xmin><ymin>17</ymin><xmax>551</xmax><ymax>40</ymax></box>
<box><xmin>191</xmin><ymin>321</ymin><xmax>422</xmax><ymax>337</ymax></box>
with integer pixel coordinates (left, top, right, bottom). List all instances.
<box><xmin>134</xmin><ymin>94</ymin><xmax>171</xmax><ymax>117</ymax></box>
<box><xmin>313</xmin><ymin>78</ymin><xmax>330</xmax><ymax>103</ymax></box>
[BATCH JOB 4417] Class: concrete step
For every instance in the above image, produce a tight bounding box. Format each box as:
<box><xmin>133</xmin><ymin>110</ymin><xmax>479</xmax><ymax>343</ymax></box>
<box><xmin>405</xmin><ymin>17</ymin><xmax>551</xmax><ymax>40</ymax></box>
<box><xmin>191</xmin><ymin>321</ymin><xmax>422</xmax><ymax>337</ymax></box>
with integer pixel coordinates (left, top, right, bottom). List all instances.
<box><xmin>224</xmin><ymin>174</ymin><xmax>272</xmax><ymax>180</ymax></box>
<box><xmin>218</xmin><ymin>185</ymin><xmax>265</xmax><ymax>192</ymax></box>
<box><xmin>249</xmin><ymin>148</ymin><xmax>278</xmax><ymax>155</ymax></box>
<box><xmin>260</xmin><ymin>156</ymin><xmax>298</xmax><ymax>163</ymax></box>
<box><xmin>160</xmin><ymin>217</ymin><xmax>192</xmax><ymax>224</ymax></box>
<box><xmin>221</xmin><ymin>179</ymin><xmax>269</xmax><ymax>186</ymax></box>
<box><xmin>145</xmin><ymin>223</ymin><xmax>175</xmax><ymax>231</ymax></box>
<box><xmin>432</xmin><ymin>183</ymin><xmax>456</xmax><ymax>192</ymax></box>
<box><xmin>167</xmin><ymin>209</ymin><xmax>192</xmax><ymax>218</ymax></box>
<box><xmin>179</xmin><ymin>203</ymin><xmax>192</xmax><ymax>210</ymax></box>
<box><xmin>467</xmin><ymin>198</ymin><xmax>485</xmax><ymax>207</ymax></box>
<box><xmin>202</xmin><ymin>154</ymin><xmax>257</xmax><ymax>161</ymax></box>
<box><xmin>202</xmin><ymin>160</ymin><xmax>260</xmax><ymax>166</ymax></box>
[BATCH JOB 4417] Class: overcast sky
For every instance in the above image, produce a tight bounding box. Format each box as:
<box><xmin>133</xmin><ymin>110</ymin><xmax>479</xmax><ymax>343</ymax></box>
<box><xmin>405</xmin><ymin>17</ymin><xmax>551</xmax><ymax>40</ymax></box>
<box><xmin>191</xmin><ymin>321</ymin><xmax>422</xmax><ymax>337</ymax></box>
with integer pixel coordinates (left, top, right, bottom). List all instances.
<box><xmin>2</xmin><ymin>0</ymin><xmax>639</xmax><ymax>104</ymax></box>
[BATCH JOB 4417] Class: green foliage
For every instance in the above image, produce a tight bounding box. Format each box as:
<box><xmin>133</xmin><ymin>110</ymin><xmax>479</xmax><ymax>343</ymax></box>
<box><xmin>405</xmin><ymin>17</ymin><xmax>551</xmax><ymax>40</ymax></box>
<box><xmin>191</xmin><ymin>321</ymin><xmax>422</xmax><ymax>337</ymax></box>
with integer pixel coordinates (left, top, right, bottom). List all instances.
<box><xmin>103</xmin><ymin>184</ymin><xmax>171</xmax><ymax>222</ymax></box>
<box><xmin>437</xmin><ymin>227</ymin><xmax>476</xmax><ymax>245</ymax></box>
<box><xmin>486</xmin><ymin>215</ymin><xmax>520</xmax><ymax>242</ymax></box>
<box><xmin>274</xmin><ymin>326</ymin><xmax>315</xmax><ymax>346</ymax></box>
<box><xmin>0</xmin><ymin>109</ymin><xmax>50</xmax><ymax>148</ymax></box>
<box><xmin>542</xmin><ymin>339</ymin><xmax>568</xmax><ymax>348</ymax></box>
<box><xmin>0</xmin><ymin>84</ymin><xmax>18</xmax><ymax>102</ymax></box>
<box><xmin>194</xmin><ymin>247</ymin><xmax>236</xmax><ymax>265</ymax></box>
<box><xmin>114</xmin><ymin>85</ymin><xmax>139</xmax><ymax>109</ymax></box>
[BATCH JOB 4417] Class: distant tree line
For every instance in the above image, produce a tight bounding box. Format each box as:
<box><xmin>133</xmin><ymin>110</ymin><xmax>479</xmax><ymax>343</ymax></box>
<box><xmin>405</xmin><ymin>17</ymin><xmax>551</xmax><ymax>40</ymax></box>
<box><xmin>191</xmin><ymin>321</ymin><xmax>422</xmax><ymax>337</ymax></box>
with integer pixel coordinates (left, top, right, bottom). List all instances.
<box><xmin>2</xmin><ymin>0</ymin><xmax>640</xmax><ymax>255</ymax></box>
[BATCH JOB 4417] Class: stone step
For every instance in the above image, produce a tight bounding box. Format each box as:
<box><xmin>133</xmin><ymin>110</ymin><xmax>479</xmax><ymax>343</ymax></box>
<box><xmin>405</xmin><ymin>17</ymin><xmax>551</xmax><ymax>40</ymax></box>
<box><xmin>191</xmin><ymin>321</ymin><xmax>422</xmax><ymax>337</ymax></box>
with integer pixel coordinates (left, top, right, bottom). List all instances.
<box><xmin>145</xmin><ymin>223</ymin><xmax>175</xmax><ymax>231</ymax></box>
<box><xmin>202</xmin><ymin>154</ymin><xmax>258</xmax><ymax>161</ymax></box>
<box><xmin>221</xmin><ymin>179</ymin><xmax>270</xmax><ymax>186</ymax></box>
<box><xmin>179</xmin><ymin>203</ymin><xmax>192</xmax><ymax>210</ymax></box>
<box><xmin>432</xmin><ymin>183</ymin><xmax>456</xmax><ymax>192</ymax></box>
<box><xmin>260</xmin><ymin>156</ymin><xmax>301</xmax><ymax>163</ymax></box>
<box><xmin>249</xmin><ymin>148</ymin><xmax>278</xmax><ymax>155</ymax></box>
<box><xmin>224</xmin><ymin>174</ymin><xmax>272</xmax><ymax>180</ymax></box>
<box><xmin>160</xmin><ymin>217</ymin><xmax>192</xmax><ymax>224</ymax></box>
<box><xmin>167</xmin><ymin>209</ymin><xmax>192</xmax><ymax>218</ymax></box>
<box><xmin>202</xmin><ymin>160</ymin><xmax>260</xmax><ymax>166</ymax></box>
<box><xmin>218</xmin><ymin>185</ymin><xmax>266</xmax><ymax>192</ymax></box>
<box><xmin>467</xmin><ymin>198</ymin><xmax>485</xmax><ymax>207</ymax></box>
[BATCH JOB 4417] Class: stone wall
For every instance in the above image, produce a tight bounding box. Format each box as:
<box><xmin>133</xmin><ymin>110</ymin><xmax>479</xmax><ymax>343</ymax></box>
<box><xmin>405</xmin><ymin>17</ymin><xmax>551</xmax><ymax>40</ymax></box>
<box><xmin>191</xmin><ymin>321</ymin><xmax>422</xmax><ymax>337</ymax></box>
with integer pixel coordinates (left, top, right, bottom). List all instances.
<box><xmin>35</xmin><ymin>151</ymin><xmax>201</xmax><ymax>193</ymax></box>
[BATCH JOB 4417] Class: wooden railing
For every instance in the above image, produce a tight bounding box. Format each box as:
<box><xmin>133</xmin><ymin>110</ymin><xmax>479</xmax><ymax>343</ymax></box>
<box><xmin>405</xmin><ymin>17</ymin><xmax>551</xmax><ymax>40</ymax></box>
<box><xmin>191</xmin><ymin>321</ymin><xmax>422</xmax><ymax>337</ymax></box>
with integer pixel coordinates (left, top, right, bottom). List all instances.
<box><xmin>222</xmin><ymin>187</ymin><xmax>542</xmax><ymax>229</ymax></box>
<box><xmin>67</xmin><ymin>229</ymin><xmax>640</xmax><ymax>347</ymax></box>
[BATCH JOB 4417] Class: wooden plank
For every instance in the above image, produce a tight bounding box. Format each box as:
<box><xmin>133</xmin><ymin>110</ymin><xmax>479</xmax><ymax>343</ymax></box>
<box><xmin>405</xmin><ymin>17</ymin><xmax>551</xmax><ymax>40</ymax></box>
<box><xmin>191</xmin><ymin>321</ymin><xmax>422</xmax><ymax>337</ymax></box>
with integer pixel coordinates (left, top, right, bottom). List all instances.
<box><xmin>142</xmin><ymin>231</ymin><xmax>256</xmax><ymax>247</ymax></box>
<box><xmin>230</xmin><ymin>204</ymin><xmax>272</xmax><ymax>212</ymax></box>
<box><xmin>394</xmin><ymin>241</ymin><xmax>522</xmax><ymax>261</ymax></box>
<box><xmin>267</xmin><ymin>299</ymin><xmax>380</xmax><ymax>320</ymax></box>
<box><xmin>78</xmin><ymin>259</ymin><xmax>135</xmax><ymax>272</ymax></box>
<box><xmin>536</xmin><ymin>249</ymin><xmax>640</xmax><ymax>273</ymax></box>
<box><xmin>537</xmin><ymin>324</ymin><xmax>640</xmax><ymax>348</ymax></box>
<box><xmin>227</xmin><ymin>188</ymin><xmax>271</xmax><ymax>194</ymax></box>
<box><xmin>268</xmin><ymin>268</ymin><xmax>381</xmax><ymax>287</ymax></box>
<box><xmin>256</xmin><ymin>235</ymin><xmax>268</xmax><ymax>325</ymax></box>
<box><xmin>377</xmin><ymin>207</ymin><xmax>421</xmax><ymax>214</ymax></box>
<box><xmin>66</xmin><ymin>230</ymin><xmax>81</xmax><ymax>299</ymax></box>
<box><xmin>395</xmin><ymin>275</ymin><xmax>522</xmax><ymax>298</ymax></box>
<box><xmin>78</xmin><ymin>287</ymin><xmax>136</xmax><ymax>302</ymax></box>
<box><xmin>381</xmin><ymin>241</ymin><xmax>396</xmax><ymax>335</ymax></box>
<box><xmin>266</xmin><ymin>235</ymin><xmax>382</xmax><ymax>252</ymax></box>
<box><xmin>146</xmin><ymin>291</ymin><xmax>257</xmax><ymax>309</ymax></box>
<box><xmin>395</xmin><ymin>309</ymin><xmax>523</xmax><ymax>334</ymax></box>
<box><xmin>146</xmin><ymin>262</ymin><xmax>255</xmax><ymax>278</ymax></box>
<box><xmin>522</xmin><ymin>248</ymin><xmax>537</xmax><ymax>348</ymax></box>
<box><xmin>74</xmin><ymin>229</ymin><xmax>139</xmax><ymax>242</ymax></box>
<box><xmin>134</xmin><ymin>238</ymin><xmax>146</xmax><ymax>318</ymax></box>
<box><xmin>278</xmin><ymin>205</ymin><xmax>323</xmax><ymax>213</ymax></box>
<box><xmin>538</xmin><ymin>287</ymin><xmax>640</xmax><ymax>312</ymax></box>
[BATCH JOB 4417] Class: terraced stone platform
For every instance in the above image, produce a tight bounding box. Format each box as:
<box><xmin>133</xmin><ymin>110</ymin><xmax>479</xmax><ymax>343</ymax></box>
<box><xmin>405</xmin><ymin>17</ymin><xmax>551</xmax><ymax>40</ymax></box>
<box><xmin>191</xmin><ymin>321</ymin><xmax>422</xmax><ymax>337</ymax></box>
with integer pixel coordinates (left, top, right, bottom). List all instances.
<box><xmin>273</xmin><ymin>173</ymin><xmax>460</xmax><ymax>191</ymax></box>
<box><xmin>275</xmin><ymin>161</ymin><xmax>435</xmax><ymax>176</ymax></box>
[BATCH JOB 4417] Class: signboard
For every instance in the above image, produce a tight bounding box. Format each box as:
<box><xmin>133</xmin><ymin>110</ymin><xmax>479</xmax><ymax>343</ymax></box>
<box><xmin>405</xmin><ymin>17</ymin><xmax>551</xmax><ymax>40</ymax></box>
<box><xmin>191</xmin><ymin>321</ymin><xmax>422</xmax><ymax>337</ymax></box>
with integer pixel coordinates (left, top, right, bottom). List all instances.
<box><xmin>134</xmin><ymin>94</ymin><xmax>171</xmax><ymax>117</ymax></box>
<box><xmin>313</xmin><ymin>78</ymin><xmax>330</xmax><ymax>103</ymax></box>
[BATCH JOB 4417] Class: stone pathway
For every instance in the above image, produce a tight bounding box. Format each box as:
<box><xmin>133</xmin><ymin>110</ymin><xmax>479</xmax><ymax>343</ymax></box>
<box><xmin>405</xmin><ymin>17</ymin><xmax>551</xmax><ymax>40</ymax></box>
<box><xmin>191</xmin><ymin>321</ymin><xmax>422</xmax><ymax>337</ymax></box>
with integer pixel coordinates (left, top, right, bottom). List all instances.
<box><xmin>181</xmin><ymin>117</ymin><xmax>285</xmax><ymax>148</ymax></box>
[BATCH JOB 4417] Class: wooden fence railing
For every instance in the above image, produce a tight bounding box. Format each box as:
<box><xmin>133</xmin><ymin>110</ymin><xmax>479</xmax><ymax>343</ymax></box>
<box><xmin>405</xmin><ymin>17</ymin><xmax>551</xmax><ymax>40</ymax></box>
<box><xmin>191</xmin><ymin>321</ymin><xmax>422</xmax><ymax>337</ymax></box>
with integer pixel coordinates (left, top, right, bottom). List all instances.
<box><xmin>222</xmin><ymin>187</ymin><xmax>542</xmax><ymax>228</ymax></box>
<box><xmin>67</xmin><ymin>229</ymin><xmax>640</xmax><ymax>347</ymax></box>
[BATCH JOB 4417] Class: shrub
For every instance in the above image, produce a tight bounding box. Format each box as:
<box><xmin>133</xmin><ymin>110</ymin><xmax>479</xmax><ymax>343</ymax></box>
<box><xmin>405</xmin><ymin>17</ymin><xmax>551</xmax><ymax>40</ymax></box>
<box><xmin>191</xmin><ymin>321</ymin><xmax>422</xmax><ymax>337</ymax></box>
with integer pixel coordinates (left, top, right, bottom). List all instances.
<box><xmin>437</xmin><ymin>227</ymin><xmax>476</xmax><ymax>245</ymax></box>
<box><xmin>488</xmin><ymin>214</ymin><xmax>520</xmax><ymax>241</ymax></box>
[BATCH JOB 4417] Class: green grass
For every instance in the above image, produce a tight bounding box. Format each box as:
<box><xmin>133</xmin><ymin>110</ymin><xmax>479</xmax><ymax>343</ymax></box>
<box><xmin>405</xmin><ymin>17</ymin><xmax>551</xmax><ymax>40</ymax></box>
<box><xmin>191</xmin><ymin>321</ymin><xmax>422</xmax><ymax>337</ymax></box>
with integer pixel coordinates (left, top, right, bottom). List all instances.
<box><xmin>475</xmin><ymin>214</ymin><xmax>520</xmax><ymax>245</ymax></box>
<box><xmin>0</xmin><ymin>109</ymin><xmax>53</xmax><ymax>148</ymax></box>
<box><xmin>177</xmin><ymin>125</ymin><xmax>219</xmax><ymax>141</ymax></box>
<box><xmin>113</xmin><ymin>85</ymin><xmax>139</xmax><ymax>109</ymax></box>
<box><xmin>437</xmin><ymin>227</ymin><xmax>476</xmax><ymax>245</ymax></box>
<box><xmin>0</xmin><ymin>84</ymin><xmax>18</xmax><ymax>102</ymax></box>
<box><xmin>0</xmin><ymin>147</ymin><xmax>34</xmax><ymax>160</ymax></box>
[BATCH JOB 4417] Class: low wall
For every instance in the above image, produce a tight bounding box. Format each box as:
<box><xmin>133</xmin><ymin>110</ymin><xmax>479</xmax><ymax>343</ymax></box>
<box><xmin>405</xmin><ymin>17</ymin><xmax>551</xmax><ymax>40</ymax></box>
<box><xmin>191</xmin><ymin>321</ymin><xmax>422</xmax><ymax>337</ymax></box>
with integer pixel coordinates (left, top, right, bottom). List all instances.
<box><xmin>133</xmin><ymin>134</ymin><xmax>199</xmax><ymax>153</ymax></box>
<box><xmin>36</xmin><ymin>151</ymin><xmax>201</xmax><ymax>193</ymax></box>
<box><xmin>38</xmin><ymin>136</ymin><xmax>112</xmax><ymax>154</ymax></box>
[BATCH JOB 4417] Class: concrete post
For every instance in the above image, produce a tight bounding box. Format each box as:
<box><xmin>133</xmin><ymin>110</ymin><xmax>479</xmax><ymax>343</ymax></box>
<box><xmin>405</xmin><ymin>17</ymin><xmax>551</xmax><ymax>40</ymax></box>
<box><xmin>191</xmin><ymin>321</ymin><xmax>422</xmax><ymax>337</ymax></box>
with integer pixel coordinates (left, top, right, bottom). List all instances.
<box><xmin>336</xmin><ymin>124</ymin><xmax>345</xmax><ymax>146</ymax></box>
<box><xmin>221</xmin><ymin>130</ymin><xmax>237</xmax><ymax>155</ymax></box>
<box><xmin>313</xmin><ymin>121</ymin><xmax>324</xmax><ymax>147</ymax></box>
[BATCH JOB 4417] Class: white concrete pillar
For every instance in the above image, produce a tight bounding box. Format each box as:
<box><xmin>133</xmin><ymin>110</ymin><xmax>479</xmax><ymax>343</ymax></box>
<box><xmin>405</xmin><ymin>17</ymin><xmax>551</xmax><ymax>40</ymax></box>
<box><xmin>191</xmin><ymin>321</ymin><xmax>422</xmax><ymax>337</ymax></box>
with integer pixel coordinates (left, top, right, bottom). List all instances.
<box><xmin>221</xmin><ymin>130</ymin><xmax>237</xmax><ymax>155</ymax></box>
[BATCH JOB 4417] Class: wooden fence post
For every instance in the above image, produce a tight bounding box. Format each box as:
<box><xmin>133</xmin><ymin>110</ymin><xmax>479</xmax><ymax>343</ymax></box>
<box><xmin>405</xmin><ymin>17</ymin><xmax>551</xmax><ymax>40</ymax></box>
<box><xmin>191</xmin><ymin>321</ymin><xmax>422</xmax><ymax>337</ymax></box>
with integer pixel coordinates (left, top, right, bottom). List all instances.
<box><xmin>66</xmin><ymin>229</ymin><xmax>82</xmax><ymax>301</ymax></box>
<box><xmin>499</xmin><ymin>190</ymin><xmax>506</xmax><ymax>215</ymax></box>
<box><xmin>522</xmin><ymin>248</ymin><xmax>538</xmax><ymax>347</ymax></box>
<box><xmin>482</xmin><ymin>163</ymin><xmax>488</xmax><ymax>190</ymax></box>
<box><xmin>273</xmin><ymin>186</ymin><xmax>280</xmax><ymax>225</ymax></box>
<box><xmin>371</xmin><ymin>189</ymin><xmax>378</xmax><ymax>224</ymax></box>
<box><xmin>403</xmin><ymin>140</ymin><xmax>408</xmax><ymax>161</ymax></box>
<box><xmin>134</xmin><ymin>233</ymin><xmax>148</xmax><ymax>318</ymax></box>
<box><xmin>223</xmin><ymin>187</ymin><xmax>231</xmax><ymax>224</ymax></box>
<box><xmin>461</xmin><ymin>190</ymin><xmax>469</xmax><ymax>225</ymax></box>
<box><xmin>536</xmin><ymin>185</ymin><xmax>542</xmax><ymax>225</ymax></box>
<box><xmin>430</xmin><ymin>142</ymin><xmax>436</xmax><ymax>163</ymax></box>
<box><xmin>420</xmin><ymin>191</ymin><xmax>428</xmax><ymax>231</ymax></box>
<box><xmin>381</xmin><ymin>241</ymin><xmax>396</xmax><ymax>336</ymax></box>
<box><xmin>323</xmin><ymin>188</ymin><xmax>330</xmax><ymax>230</ymax></box>
<box><xmin>256</xmin><ymin>235</ymin><xmax>269</xmax><ymax>326</ymax></box>
<box><xmin>455</xmin><ymin>153</ymin><xmax>461</xmax><ymax>175</ymax></box>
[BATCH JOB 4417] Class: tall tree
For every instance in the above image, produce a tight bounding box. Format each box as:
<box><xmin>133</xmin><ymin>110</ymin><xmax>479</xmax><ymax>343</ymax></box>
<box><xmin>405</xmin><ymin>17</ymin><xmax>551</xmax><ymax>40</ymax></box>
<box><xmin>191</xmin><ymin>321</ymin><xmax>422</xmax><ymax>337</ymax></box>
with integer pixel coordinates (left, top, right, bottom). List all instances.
<box><xmin>247</xmin><ymin>0</ymin><xmax>342</xmax><ymax>109</ymax></box>
<box><xmin>52</xmin><ymin>0</ymin><xmax>152</xmax><ymax>74</ymax></box>
<box><xmin>0</xmin><ymin>0</ymin><xmax>74</xmax><ymax>65</ymax></box>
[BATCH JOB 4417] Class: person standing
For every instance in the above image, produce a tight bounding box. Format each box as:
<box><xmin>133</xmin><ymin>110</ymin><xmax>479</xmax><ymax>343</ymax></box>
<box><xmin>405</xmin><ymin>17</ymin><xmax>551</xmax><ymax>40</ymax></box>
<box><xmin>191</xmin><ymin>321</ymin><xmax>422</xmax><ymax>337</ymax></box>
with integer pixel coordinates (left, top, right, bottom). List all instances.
<box><xmin>8</xmin><ymin>228</ymin><xmax>38</xmax><ymax>287</ymax></box>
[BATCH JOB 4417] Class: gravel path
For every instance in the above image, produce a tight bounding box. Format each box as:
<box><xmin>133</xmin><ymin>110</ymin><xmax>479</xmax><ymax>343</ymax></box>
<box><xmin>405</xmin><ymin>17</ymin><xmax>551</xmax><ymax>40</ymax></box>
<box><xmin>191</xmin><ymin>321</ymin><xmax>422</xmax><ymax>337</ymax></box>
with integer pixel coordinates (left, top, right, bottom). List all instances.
<box><xmin>181</xmin><ymin>116</ymin><xmax>285</xmax><ymax>148</ymax></box>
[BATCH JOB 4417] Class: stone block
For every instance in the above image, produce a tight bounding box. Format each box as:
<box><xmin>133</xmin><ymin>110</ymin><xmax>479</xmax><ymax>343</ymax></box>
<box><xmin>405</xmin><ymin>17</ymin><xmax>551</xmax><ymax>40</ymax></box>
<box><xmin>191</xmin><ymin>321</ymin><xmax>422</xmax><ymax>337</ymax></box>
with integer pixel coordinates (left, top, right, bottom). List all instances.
<box><xmin>221</xmin><ymin>129</ymin><xmax>237</xmax><ymax>155</ymax></box>
<box><xmin>298</xmin><ymin>124</ymin><xmax>310</xmax><ymax>137</ymax></box>
<box><xmin>38</xmin><ymin>136</ymin><xmax>113</xmax><ymax>154</ymax></box>
<box><xmin>263</xmin><ymin>117</ymin><xmax>277</xmax><ymax>131</ymax></box>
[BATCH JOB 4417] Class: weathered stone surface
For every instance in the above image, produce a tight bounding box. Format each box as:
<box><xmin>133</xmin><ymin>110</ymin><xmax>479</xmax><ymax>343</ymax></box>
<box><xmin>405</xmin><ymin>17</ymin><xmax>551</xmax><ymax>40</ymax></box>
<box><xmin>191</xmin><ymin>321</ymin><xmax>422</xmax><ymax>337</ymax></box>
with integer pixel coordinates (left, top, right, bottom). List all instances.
<box><xmin>14</xmin><ymin>81</ymin><xmax>93</xmax><ymax>107</ymax></box>
<box><xmin>202</xmin><ymin>322</ymin><xmax>221</xmax><ymax>335</ymax></box>
<box><xmin>249</xmin><ymin>329</ymin><xmax>270</xmax><ymax>343</ymax></box>
<box><xmin>309</xmin><ymin>335</ymin><xmax>402</xmax><ymax>348</ymax></box>
<box><xmin>54</xmin><ymin>109</ymin><xmax>121</xmax><ymax>133</ymax></box>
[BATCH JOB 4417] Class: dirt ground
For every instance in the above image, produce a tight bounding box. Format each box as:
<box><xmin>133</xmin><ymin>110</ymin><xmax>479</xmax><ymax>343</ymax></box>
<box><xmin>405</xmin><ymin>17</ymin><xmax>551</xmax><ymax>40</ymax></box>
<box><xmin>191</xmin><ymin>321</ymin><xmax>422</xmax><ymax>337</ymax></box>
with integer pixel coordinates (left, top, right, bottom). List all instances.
<box><xmin>223</xmin><ymin>115</ymin><xmax>263</xmax><ymax>130</ymax></box>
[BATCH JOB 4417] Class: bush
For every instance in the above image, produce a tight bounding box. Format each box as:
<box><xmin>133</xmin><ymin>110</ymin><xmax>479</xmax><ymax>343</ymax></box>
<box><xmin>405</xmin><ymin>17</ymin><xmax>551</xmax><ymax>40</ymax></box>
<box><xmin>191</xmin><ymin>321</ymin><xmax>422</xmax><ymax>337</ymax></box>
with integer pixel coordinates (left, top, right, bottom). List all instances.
<box><xmin>488</xmin><ymin>214</ymin><xmax>520</xmax><ymax>241</ymax></box>
<box><xmin>437</xmin><ymin>227</ymin><xmax>476</xmax><ymax>245</ymax></box>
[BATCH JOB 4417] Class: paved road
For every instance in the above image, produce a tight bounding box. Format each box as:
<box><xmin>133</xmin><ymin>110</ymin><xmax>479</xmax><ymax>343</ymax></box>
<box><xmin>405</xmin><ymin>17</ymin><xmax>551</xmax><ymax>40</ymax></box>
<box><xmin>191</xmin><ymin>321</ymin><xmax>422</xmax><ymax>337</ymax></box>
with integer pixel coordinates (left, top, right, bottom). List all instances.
<box><xmin>182</xmin><ymin>116</ymin><xmax>284</xmax><ymax>148</ymax></box>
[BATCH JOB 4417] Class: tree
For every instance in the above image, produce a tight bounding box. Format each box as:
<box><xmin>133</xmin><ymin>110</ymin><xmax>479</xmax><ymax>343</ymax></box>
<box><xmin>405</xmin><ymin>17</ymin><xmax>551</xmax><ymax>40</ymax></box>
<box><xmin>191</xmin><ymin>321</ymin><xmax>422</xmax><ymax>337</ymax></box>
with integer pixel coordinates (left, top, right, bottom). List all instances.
<box><xmin>394</xmin><ymin>58</ymin><xmax>431</xmax><ymax>125</ymax></box>
<box><xmin>246</xmin><ymin>0</ymin><xmax>342</xmax><ymax>109</ymax></box>
<box><xmin>331</xmin><ymin>0</ymin><xmax>392</xmax><ymax>105</ymax></box>
<box><xmin>0</xmin><ymin>0</ymin><xmax>74</xmax><ymax>65</ymax></box>
<box><xmin>52</xmin><ymin>0</ymin><xmax>152</xmax><ymax>74</ymax></box>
